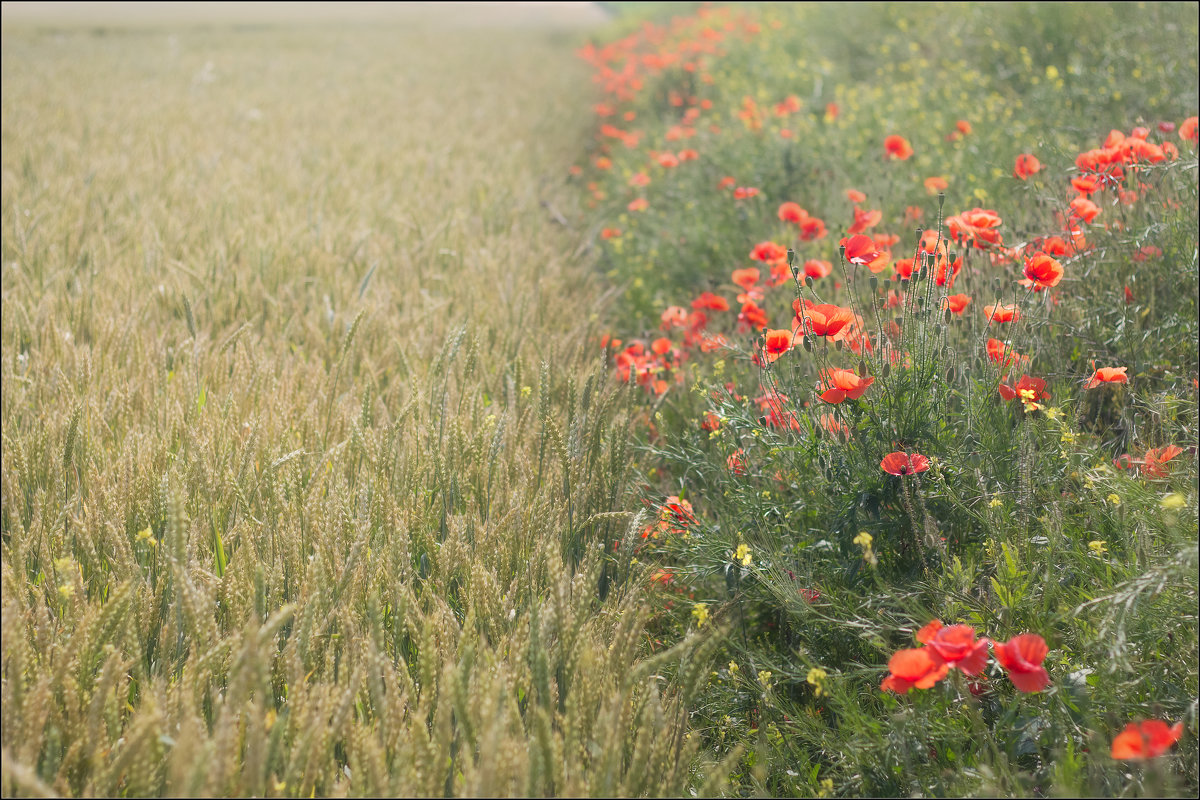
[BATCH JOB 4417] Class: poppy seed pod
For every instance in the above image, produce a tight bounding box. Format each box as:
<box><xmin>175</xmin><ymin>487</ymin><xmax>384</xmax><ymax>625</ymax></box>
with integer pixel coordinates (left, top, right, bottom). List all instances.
<box><xmin>869</xmin><ymin>276</ymin><xmax>878</xmax><ymax>291</ymax></box>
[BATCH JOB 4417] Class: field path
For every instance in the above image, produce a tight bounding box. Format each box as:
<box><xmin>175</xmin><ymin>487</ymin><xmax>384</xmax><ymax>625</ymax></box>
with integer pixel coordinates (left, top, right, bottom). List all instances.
<box><xmin>2</xmin><ymin>7</ymin><xmax>702</xmax><ymax>797</ymax></box>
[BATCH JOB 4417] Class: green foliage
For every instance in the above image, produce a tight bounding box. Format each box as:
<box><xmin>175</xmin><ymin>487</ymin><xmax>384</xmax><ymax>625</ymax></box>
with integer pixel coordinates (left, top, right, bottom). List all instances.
<box><xmin>576</xmin><ymin>2</ymin><xmax>1199</xmax><ymax>797</ymax></box>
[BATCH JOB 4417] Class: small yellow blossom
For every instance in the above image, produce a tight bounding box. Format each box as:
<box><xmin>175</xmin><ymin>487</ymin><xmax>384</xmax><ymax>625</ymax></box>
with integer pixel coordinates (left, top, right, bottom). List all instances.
<box><xmin>807</xmin><ymin>667</ymin><xmax>828</xmax><ymax>697</ymax></box>
<box><xmin>1161</xmin><ymin>493</ymin><xmax>1187</xmax><ymax>510</ymax></box>
<box><xmin>729</xmin><ymin>661</ymin><xmax>739</xmax><ymax>673</ymax></box>
<box><xmin>1088</xmin><ymin>540</ymin><xmax>1107</xmax><ymax>555</ymax></box>
<box><xmin>852</xmin><ymin>531</ymin><xmax>877</xmax><ymax>565</ymax></box>
<box><xmin>757</xmin><ymin>670</ymin><xmax>773</xmax><ymax>689</ymax></box>
<box><xmin>735</xmin><ymin>543</ymin><xmax>752</xmax><ymax>566</ymax></box>
<box><xmin>1061</xmin><ymin>430</ymin><xmax>1077</xmax><ymax>444</ymax></box>
<box><xmin>1044</xmin><ymin>406</ymin><xmax>1063</xmax><ymax>421</ymax></box>
<box><xmin>1107</xmin><ymin>493</ymin><xmax>1121</xmax><ymax>506</ymax></box>
<box><xmin>520</xmin><ymin>385</ymin><xmax>532</xmax><ymax>398</ymax></box>
<box><xmin>818</xmin><ymin>777</ymin><xmax>834</xmax><ymax>797</ymax></box>
<box><xmin>989</xmin><ymin>498</ymin><xmax>1003</xmax><ymax>508</ymax></box>
<box><xmin>692</xmin><ymin>603</ymin><xmax>709</xmax><ymax>627</ymax></box>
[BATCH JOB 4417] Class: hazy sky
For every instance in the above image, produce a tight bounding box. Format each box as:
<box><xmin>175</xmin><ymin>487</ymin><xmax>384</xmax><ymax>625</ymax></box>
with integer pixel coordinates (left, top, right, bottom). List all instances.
<box><xmin>1</xmin><ymin>1</ymin><xmax>609</xmax><ymax>27</ymax></box>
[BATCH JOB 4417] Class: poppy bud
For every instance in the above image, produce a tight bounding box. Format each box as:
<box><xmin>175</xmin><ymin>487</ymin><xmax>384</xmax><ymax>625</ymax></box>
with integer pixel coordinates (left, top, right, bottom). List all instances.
<box><xmin>802</xmin><ymin>336</ymin><xmax>813</xmax><ymax>352</ymax></box>
<box><xmin>786</xmin><ymin>248</ymin><xmax>795</xmax><ymax>262</ymax></box>
<box><xmin>805</xmin><ymin>275</ymin><xmax>814</xmax><ymax>289</ymax></box>
<box><xmin>883</xmin><ymin>362</ymin><xmax>891</xmax><ymax>378</ymax></box>
<box><xmin>858</xmin><ymin>360</ymin><xmax>867</xmax><ymax>376</ymax></box>
<box><xmin>835</xmin><ymin>339</ymin><xmax>843</xmax><ymax>351</ymax></box>
<box><xmin>869</xmin><ymin>276</ymin><xmax>878</xmax><ymax>291</ymax></box>
<box><xmin>937</xmin><ymin>192</ymin><xmax>945</xmax><ymax>210</ymax></box>
<box><xmin>944</xmin><ymin>309</ymin><xmax>952</xmax><ymax>324</ymax></box>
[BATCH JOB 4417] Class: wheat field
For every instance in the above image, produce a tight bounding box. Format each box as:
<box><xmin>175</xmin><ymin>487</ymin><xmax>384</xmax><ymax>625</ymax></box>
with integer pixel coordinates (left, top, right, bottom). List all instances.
<box><xmin>1</xmin><ymin>7</ymin><xmax>718</xmax><ymax>796</ymax></box>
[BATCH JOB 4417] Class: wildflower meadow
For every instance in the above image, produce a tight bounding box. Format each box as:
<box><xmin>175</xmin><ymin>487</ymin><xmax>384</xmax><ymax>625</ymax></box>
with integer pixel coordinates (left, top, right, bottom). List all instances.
<box><xmin>2</xmin><ymin>2</ymin><xmax>1197</xmax><ymax>798</ymax></box>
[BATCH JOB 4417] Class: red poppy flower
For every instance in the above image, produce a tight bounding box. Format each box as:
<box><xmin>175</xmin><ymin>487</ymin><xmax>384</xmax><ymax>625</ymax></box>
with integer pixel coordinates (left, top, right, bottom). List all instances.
<box><xmin>733</xmin><ymin>186</ymin><xmax>760</xmax><ymax>200</ymax></box>
<box><xmin>799</xmin><ymin>216</ymin><xmax>827</xmax><ymax>241</ymax></box>
<box><xmin>880</xmin><ymin>452</ymin><xmax>931</xmax><ymax>477</ymax></box>
<box><xmin>1021</xmin><ymin>253</ymin><xmax>1065</xmax><ymax>290</ymax></box>
<box><xmin>998</xmin><ymin>375</ymin><xmax>1050</xmax><ymax>404</ymax></box>
<box><xmin>749</xmin><ymin>241</ymin><xmax>788</xmax><ymax>265</ymax></box>
<box><xmin>778</xmin><ymin>201</ymin><xmax>806</xmax><ymax>223</ymax></box>
<box><xmin>1142</xmin><ymin>444</ymin><xmax>1184</xmax><ymax>478</ymax></box>
<box><xmin>1013</xmin><ymin>153</ymin><xmax>1042</xmax><ymax>180</ymax></box>
<box><xmin>627</xmin><ymin>197</ymin><xmax>648</xmax><ymax>212</ymax></box>
<box><xmin>629</xmin><ymin>171</ymin><xmax>651</xmax><ymax>187</ymax></box>
<box><xmin>893</xmin><ymin>258</ymin><xmax>916</xmax><ymax>281</ymax></box>
<box><xmin>727</xmin><ymin>448</ymin><xmax>748</xmax><ymax>475</ymax></box>
<box><xmin>944</xmin><ymin>294</ymin><xmax>971</xmax><ymax>314</ymax></box>
<box><xmin>955</xmin><ymin>119</ymin><xmax>972</xmax><ymax>135</ymax></box>
<box><xmin>677</xmin><ymin>148</ymin><xmax>699</xmax><ymax>162</ymax></box>
<box><xmin>1133</xmin><ymin>245</ymin><xmax>1162</xmax><ymax>262</ymax></box>
<box><xmin>841</xmin><ymin>234</ymin><xmax>883</xmax><ymax>266</ymax></box>
<box><xmin>992</xmin><ymin>634</ymin><xmax>1051</xmax><ymax>693</ymax></box>
<box><xmin>986</xmin><ymin>338</ymin><xmax>1021</xmax><ymax>368</ymax></box>
<box><xmin>1181</xmin><ymin>116</ymin><xmax>1198</xmax><ymax>143</ymax></box>
<box><xmin>881</xmin><ymin>647</ymin><xmax>949</xmax><ymax>694</ymax></box>
<box><xmin>601</xmin><ymin>227</ymin><xmax>622</xmax><ymax>239</ymax></box>
<box><xmin>1069</xmin><ymin>196</ymin><xmax>1101</xmax><ymax>224</ymax></box>
<box><xmin>984</xmin><ymin>303</ymin><xmax>1020</xmax><ymax>324</ymax></box>
<box><xmin>916</xmin><ymin>621</ymin><xmax>988</xmax><ymax>675</ymax></box>
<box><xmin>947</xmin><ymin>207</ymin><xmax>1004</xmax><ymax>249</ymax></box>
<box><xmin>692</xmin><ymin>292</ymin><xmax>730</xmax><ymax>312</ymax></box>
<box><xmin>737</xmin><ymin>301</ymin><xmax>769</xmax><ymax>332</ymax></box>
<box><xmin>799</xmin><ymin>303</ymin><xmax>856</xmax><ymax>338</ymax></box>
<box><xmin>762</xmin><ymin>328</ymin><xmax>795</xmax><ymax>363</ymax></box>
<box><xmin>1084</xmin><ymin>366</ymin><xmax>1128</xmax><ymax>389</ymax></box>
<box><xmin>819</xmin><ymin>368</ymin><xmax>874</xmax><ymax>404</ymax></box>
<box><xmin>846</xmin><ymin>188</ymin><xmax>867</xmax><ymax>204</ymax></box>
<box><xmin>657</xmin><ymin>153</ymin><xmax>679</xmax><ymax>168</ymax></box>
<box><xmin>884</xmin><ymin>134</ymin><xmax>914</xmax><ymax>160</ymax></box>
<box><xmin>924</xmin><ymin>176</ymin><xmax>949</xmax><ymax>194</ymax></box>
<box><xmin>660</xmin><ymin>306</ymin><xmax>687</xmax><ymax>330</ymax></box>
<box><xmin>731</xmin><ymin>267</ymin><xmax>761</xmax><ymax>289</ymax></box>
<box><xmin>1039</xmin><ymin>235</ymin><xmax>1072</xmax><ymax>257</ymax></box>
<box><xmin>1111</xmin><ymin>720</ymin><xmax>1185</xmax><ymax>760</ymax></box>
<box><xmin>717</xmin><ymin>176</ymin><xmax>736</xmax><ymax>190</ymax></box>
<box><xmin>701</xmin><ymin>412</ymin><xmax>720</xmax><ymax>432</ymax></box>
<box><xmin>1071</xmin><ymin>175</ymin><xmax>1101</xmax><ymax>195</ymax></box>
<box><xmin>848</xmin><ymin>206</ymin><xmax>882</xmax><ymax>235</ymax></box>
<box><xmin>825</xmin><ymin>102</ymin><xmax>840</xmax><ymax>120</ymax></box>
<box><xmin>803</xmin><ymin>259</ymin><xmax>832</xmax><ymax>280</ymax></box>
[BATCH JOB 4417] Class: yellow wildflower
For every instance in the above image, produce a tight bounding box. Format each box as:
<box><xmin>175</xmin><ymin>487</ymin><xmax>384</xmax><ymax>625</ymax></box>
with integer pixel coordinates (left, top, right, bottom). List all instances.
<box><xmin>807</xmin><ymin>667</ymin><xmax>828</xmax><ymax>697</ymax></box>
